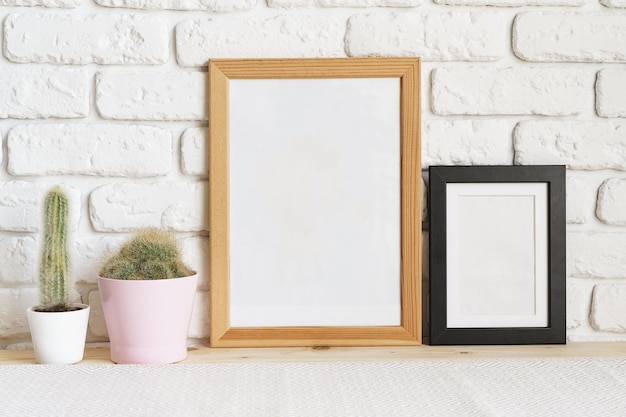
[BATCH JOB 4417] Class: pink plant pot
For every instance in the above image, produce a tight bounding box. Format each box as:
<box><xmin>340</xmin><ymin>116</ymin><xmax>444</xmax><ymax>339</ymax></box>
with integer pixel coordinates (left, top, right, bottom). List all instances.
<box><xmin>98</xmin><ymin>274</ymin><xmax>198</xmax><ymax>364</ymax></box>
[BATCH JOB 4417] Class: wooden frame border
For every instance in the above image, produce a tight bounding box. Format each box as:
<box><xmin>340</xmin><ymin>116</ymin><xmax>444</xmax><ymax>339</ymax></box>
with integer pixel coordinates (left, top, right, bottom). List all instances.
<box><xmin>209</xmin><ymin>58</ymin><xmax>421</xmax><ymax>347</ymax></box>
<box><xmin>428</xmin><ymin>165</ymin><xmax>566</xmax><ymax>345</ymax></box>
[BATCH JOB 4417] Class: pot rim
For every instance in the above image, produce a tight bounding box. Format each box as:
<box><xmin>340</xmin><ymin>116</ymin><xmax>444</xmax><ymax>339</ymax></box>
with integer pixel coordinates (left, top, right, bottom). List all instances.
<box><xmin>98</xmin><ymin>273</ymin><xmax>198</xmax><ymax>282</ymax></box>
<box><xmin>27</xmin><ymin>303</ymin><xmax>90</xmax><ymax>314</ymax></box>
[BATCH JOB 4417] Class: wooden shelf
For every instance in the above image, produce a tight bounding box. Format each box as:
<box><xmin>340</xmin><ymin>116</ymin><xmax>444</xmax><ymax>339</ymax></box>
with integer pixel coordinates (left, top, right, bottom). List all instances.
<box><xmin>2</xmin><ymin>342</ymin><xmax>625</xmax><ymax>365</ymax></box>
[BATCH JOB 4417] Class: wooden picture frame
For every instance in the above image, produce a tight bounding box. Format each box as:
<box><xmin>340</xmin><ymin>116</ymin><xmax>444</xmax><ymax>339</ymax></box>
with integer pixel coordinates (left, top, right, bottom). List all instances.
<box><xmin>428</xmin><ymin>165</ymin><xmax>566</xmax><ymax>345</ymax></box>
<box><xmin>209</xmin><ymin>58</ymin><xmax>421</xmax><ymax>347</ymax></box>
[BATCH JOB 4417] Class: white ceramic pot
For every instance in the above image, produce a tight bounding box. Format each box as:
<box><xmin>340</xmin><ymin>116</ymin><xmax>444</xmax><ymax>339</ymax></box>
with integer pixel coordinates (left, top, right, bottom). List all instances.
<box><xmin>98</xmin><ymin>274</ymin><xmax>198</xmax><ymax>364</ymax></box>
<box><xmin>26</xmin><ymin>304</ymin><xmax>90</xmax><ymax>364</ymax></box>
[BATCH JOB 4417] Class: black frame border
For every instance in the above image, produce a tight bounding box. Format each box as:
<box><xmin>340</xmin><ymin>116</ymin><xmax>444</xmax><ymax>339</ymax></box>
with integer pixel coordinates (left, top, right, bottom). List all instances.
<box><xmin>429</xmin><ymin>165</ymin><xmax>566</xmax><ymax>345</ymax></box>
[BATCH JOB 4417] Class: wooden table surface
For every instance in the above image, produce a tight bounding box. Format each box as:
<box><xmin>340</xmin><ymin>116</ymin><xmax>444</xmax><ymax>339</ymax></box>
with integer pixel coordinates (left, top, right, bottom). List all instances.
<box><xmin>2</xmin><ymin>342</ymin><xmax>625</xmax><ymax>365</ymax></box>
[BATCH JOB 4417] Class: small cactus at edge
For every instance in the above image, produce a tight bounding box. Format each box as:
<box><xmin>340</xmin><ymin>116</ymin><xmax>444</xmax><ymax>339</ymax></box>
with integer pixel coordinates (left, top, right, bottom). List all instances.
<box><xmin>100</xmin><ymin>228</ymin><xmax>194</xmax><ymax>280</ymax></box>
<box><xmin>39</xmin><ymin>186</ymin><xmax>72</xmax><ymax>311</ymax></box>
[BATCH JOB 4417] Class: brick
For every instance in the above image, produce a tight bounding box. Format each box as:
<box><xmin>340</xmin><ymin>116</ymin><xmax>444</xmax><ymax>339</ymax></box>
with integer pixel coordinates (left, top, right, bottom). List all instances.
<box><xmin>591</xmin><ymin>284</ymin><xmax>626</xmax><ymax>332</ymax></box>
<box><xmin>0</xmin><ymin>182</ymin><xmax>80</xmax><ymax>232</ymax></box>
<box><xmin>597</xmin><ymin>178</ymin><xmax>626</xmax><ymax>225</ymax></box>
<box><xmin>0</xmin><ymin>68</ymin><xmax>89</xmax><ymax>119</ymax></box>
<box><xmin>422</xmin><ymin>120</ymin><xmax>513</xmax><ymax>168</ymax></box>
<box><xmin>0</xmin><ymin>0</ymin><xmax>80</xmax><ymax>7</ymax></box>
<box><xmin>175</xmin><ymin>16</ymin><xmax>343</xmax><ymax>67</ymax></box>
<box><xmin>96</xmin><ymin>72</ymin><xmax>207</xmax><ymax>121</ymax></box>
<box><xmin>345</xmin><ymin>12</ymin><xmax>505</xmax><ymax>61</ymax></box>
<box><xmin>436</xmin><ymin>0</ymin><xmax>586</xmax><ymax>5</ymax></box>
<box><xmin>567</xmin><ymin>283</ymin><xmax>587</xmax><ymax>330</ymax></box>
<box><xmin>269</xmin><ymin>0</ymin><xmax>420</xmax><ymax>6</ymax></box>
<box><xmin>566</xmin><ymin>175</ymin><xmax>594</xmax><ymax>224</ymax></box>
<box><xmin>7</xmin><ymin>124</ymin><xmax>172</xmax><ymax>177</ymax></box>
<box><xmin>4</xmin><ymin>14</ymin><xmax>168</xmax><ymax>65</ymax></box>
<box><xmin>432</xmin><ymin>67</ymin><xmax>592</xmax><ymax>116</ymax></box>
<box><xmin>74</xmin><ymin>237</ymin><xmax>126</xmax><ymax>284</ymax></box>
<box><xmin>513</xmin><ymin>12</ymin><xmax>626</xmax><ymax>63</ymax></box>
<box><xmin>514</xmin><ymin>121</ymin><xmax>626</xmax><ymax>169</ymax></box>
<box><xmin>87</xmin><ymin>290</ymin><xmax>107</xmax><ymax>337</ymax></box>
<box><xmin>0</xmin><ymin>288</ymin><xmax>38</xmax><ymax>337</ymax></box>
<box><xmin>181</xmin><ymin>128</ymin><xmax>208</xmax><ymax>175</ymax></box>
<box><xmin>568</xmin><ymin>232</ymin><xmax>626</xmax><ymax>279</ymax></box>
<box><xmin>0</xmin><ymin>237</ymin><xmax>37</xmax><ymax>285</ymax></box>
<box><xmin>94</xmin><ymin>0</ymin><xmax>254</xmax><ymax>10</ymax></box>
<box><xmin>179</xmin><ymin>236</ymin><xmax>209</xmax><ymax>290</ymax></box>
<box><xmin>89</xmin><ymin>182</ymin><xmax>209</xmax><ymax>232</ymax></box>
<box><xmin>188</xmin><ymin>291</ymin><xmax>209</xmax><ymax>338</ymax></box>
<box><xmin>596</xmin><ymin>70</ymin><xmax>626</xmax><ymax>118</ymax></box>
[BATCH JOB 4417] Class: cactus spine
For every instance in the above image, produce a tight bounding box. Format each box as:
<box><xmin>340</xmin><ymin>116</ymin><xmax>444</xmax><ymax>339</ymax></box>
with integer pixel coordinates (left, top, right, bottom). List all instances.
<box><xmin>39</xmin><ymin>186</ymin><xmax>71</xmax><ymax>311</ymax></box>
<box><xmin>100</xmin><ymin>228</ymin><xmax>195</xmax><ymax>280</ymax></box>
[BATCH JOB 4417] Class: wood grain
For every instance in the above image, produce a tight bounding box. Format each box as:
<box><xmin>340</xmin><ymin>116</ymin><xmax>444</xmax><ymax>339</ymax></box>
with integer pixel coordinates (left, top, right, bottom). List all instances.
<box><xmin>208</xmin><ymin>58</ymin><xmax>422</xmax><ymax>348</ymax></box>
<box><xmin>2</xmin><ymin>343</ymin><xmax>625</xmax><ymax>365</ymax></box>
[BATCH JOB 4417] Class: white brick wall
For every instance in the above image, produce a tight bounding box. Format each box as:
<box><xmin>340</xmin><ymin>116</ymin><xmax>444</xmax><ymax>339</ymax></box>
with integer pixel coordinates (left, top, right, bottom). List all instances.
<box><xmin>89</xmin><ymin>182</ymin><xmax>209</xmax><ymax>232</ymax></box>
<box><xmin>596</xmin><ymin>70</ymin><xmax>626</xmax><ymax>118</ymax></box>
<box><xmin>96</xmin><ymin>72</ymin><xmax>207</xmax><ymax>120</ymax></box>
<box><xmin>514</xmin><ymin>121</ymin><xmax>626</xmax><ymax>169</ymax></box>
<box><xmin>4</xmin><ymin>14</ymin><xmax>169</xmax><ymax>65</ymax></box>
<box><xmin>175</xmin><ymin>16</ymin><xmax>344</xmax><ymax>66</ymax></box>
<box><xmin>0</xmin><ymin>68</ymin><xmax>89</xmax><ymax>119</ymax></box>
<box><xmin>7</xmin><ymin>124</ymin><xmax>172</xmax><ymax>176</ymax></box>
<box><xmin>345</xmin><ymin>12</ymin><xmax>506</xmax><ymax>60</ymax></box>
<box><xmin>513</xmin><ymin>12</ymin><xmax>626</xmax><ymax>63</ymax></box>
<box><xmin>432</xmin><ymin>67</ymin><xmax>593</xmax><ymax>115</ymax></box>
<box><xmin>94</xmin><ymin>0</ymin><xmax>256</xmax><ymax>11</ymax></box>
<box><xmin>0</xmin><ymin>0</ymin><xmax>623</xmax><ymax>347</ymax></box>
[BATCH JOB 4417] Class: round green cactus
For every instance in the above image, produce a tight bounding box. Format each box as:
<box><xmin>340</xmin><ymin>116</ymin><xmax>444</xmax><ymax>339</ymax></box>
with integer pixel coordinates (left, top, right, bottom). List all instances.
<box><xmin>100</xmin><ymin>228</ymin><xmax>195</xmax><ymax>280</ymax></box>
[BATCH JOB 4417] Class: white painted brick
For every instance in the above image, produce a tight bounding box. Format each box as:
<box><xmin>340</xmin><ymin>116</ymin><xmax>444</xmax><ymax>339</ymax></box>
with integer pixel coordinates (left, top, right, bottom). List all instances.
<box><xmin>514</xmin><ymin>121</ymin><xmax>626</xmax><ymax>169</ymax></box>
<box><xmin>567</xmin><ymin>283</ymin><xmax>586</xmax><ymax>330</ymax></box>
<box><xmin>95</xmin><ymin>0</ymin><xmax>255</xmax><ymax>11</ymax></box>
<box><xmin>432</xmin><ymin>67</ymin><xmax>592</xmax><ymax>116</ymax></box>
<box><xmin>345</xmin><ymin>12</ymin><xmax>505</xmax><ymax>61</ymax></box>
<box><xmin>181</xmin><ymin>128</ymin><xmax>208</xmax><ymax>175</ymax></box>
<box><xmin>568</xmin><ymin>232</ymin><xmax>626</xmax><ymax>278</ymax></box>
<box><xmin>436</xmin><ymin>0</ymin><xmax>586</xmax><ymax>5</ymax></box>
<box><xmin>89</xmin><ymin>182</ymin><xmax>209</xmax><ymax>232</ymax></box>
<box><xmin>513</xmin><ymin>12</ymin><xmax>626</xmax><ymax>63</ymax></box>
<box><xmin>175</xmin><ymin>16</ymin><xmax>343</xmax><ymax>67</ymax></box>
<box><xmin>74</xmin><ymin>237</ymin><xmax>126</xmax><ymax>284</ymax></box>
<box><xmin>596</xmin><ymin>70</ymin><xmax>626</xmax><ymax>118</ymax></box>
<box><xmin>597</xmin><ymin>178</ymin><xmax>626</xmax><ymax>226</ymax></box>
<box><xmin>4</xmin><ymin>14</ymin><xmax>168</xmax><ymax>65</ymax></box>
<box><xmin>601</xmin><ymin>0</ymin><xmax>626</xmax><ymax>6</ymax></box>
<box><xmin>0</xmin><ymin>288</ymin><xmax>38</xmax><ymax>337</ymax></box>
<box><xmin>178</xmin><ymin>236</ymin><xmax>209</xmax><ymax>290</ymax></box>
<box><xmin>96</xmin><ymin>72</ymin><xmax>207</xmax><ymax>121</ymax></box>
<box><xmin>188</xmin><ymin>291</ymin><xmax>209</xmax><ymax>338</ymax></box>
<box><xmin>566</xmin><ymin>175</ymin><xmax>594</xmax><ymax>224</ymax></box>
<box><xmin>0</xmin><ymin>68</ymin><xmax>89</xmax><ymax>119</ymax></box>
<box><xmin>0</xmin><ymin>182</ymin><xmax>81</xmax><ymax>232</ymax></box>
<box><xmin>591</xmin><ymin>284</ymin><xmax>626</xmax><ymax>332</ymax></box>
<box><xmin>88</xmin><ymin>290</ymin><xmax>107</xmax><ymax>338</ymax></box>
<box><xmin>8</xmin><ymin>124</ymin><xmax>172</xmax><ymax>177</ymax></box>
<box><xmin>0</xmin><ymin>237</ymin><xmax>37</xmax><ymax>285</ymax></box>
<box><xmin>423</xmin><ymin>120</ymin><xmax>512</xmax><ymax>168</ymax></box>
<box><xmin>0</xmin><ymin>0</ymin><xmax>79</xmax><ymax>7</ymax></box>
<box><xmin>269</xmin><ymin>0</ymin><xmax>420</xmax><ymax>6</ymax></box>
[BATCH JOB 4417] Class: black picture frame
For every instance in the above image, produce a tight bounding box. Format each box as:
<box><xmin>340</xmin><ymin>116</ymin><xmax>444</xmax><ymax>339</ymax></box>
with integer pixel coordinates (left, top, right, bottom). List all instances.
<box><xmin>429</xmin><ymin>165</ymin><xmax>566</xmax><ymax>345</ymax></box>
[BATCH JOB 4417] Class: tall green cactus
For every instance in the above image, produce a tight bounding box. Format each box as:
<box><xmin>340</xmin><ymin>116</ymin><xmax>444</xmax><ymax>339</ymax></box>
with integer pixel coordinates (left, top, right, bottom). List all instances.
<box><xmin>39</xmin><ymin>186</ymin><xmax>71</xmax><ymax>311</ymax></box>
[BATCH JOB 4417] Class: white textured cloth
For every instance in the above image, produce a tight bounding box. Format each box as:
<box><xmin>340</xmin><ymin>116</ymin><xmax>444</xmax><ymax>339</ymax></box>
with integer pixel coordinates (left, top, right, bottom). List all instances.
<box><xmin>2</xmin><ymin>358</ymin><xmax>626</xmax><ymax>416</ymax></box>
